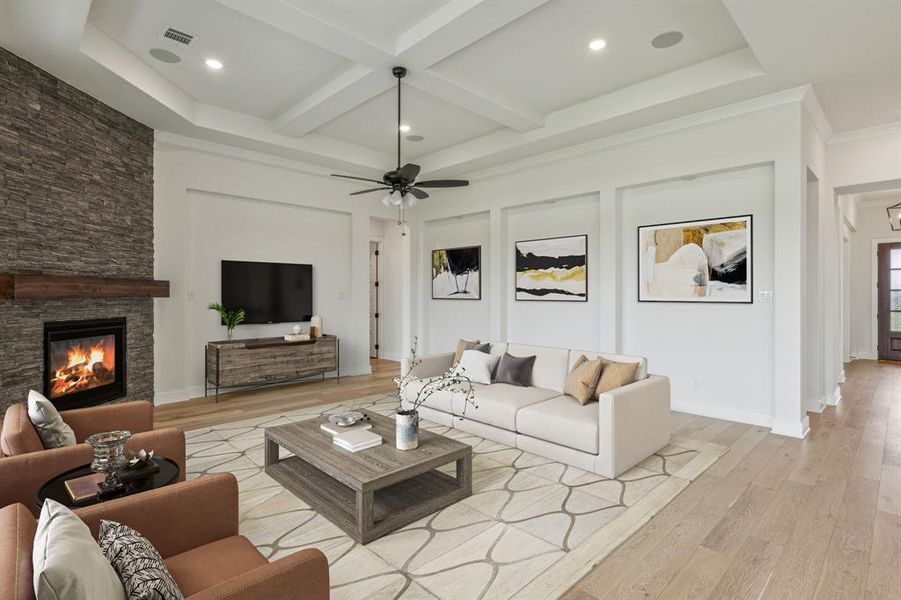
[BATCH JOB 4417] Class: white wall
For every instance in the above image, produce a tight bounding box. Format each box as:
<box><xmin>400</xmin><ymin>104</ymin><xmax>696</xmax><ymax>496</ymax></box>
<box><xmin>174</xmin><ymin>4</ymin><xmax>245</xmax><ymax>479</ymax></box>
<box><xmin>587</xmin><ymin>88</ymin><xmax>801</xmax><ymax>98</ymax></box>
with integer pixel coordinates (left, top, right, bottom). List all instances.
<box><xmin>849</xmin><ymin>200</ymin><xmax>901</xmax><ymax>359</ymax></box>
<box><xmin>153</xmin><ymin>140</ymin><xmax>402</xmax><ymax>403</ymax></box>
<box><xmin>621</xmin><ymin>166</ymin><xmax>775</xmax><ymax>424</ymax></box>
<box><xmin>412</xmin><ymin>101</ymin><xmax>807</xmax><ymax>434</ymax></box>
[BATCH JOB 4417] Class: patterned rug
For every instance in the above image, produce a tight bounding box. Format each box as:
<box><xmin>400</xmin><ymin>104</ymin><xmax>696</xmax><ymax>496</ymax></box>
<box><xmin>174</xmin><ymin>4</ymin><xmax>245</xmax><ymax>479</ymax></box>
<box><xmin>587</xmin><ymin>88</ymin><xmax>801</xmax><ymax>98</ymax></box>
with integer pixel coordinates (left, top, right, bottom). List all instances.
<box><xmin>185</xmin><ymin>393</ymin><xmax>726</xmax><ymax>600</ymax></box>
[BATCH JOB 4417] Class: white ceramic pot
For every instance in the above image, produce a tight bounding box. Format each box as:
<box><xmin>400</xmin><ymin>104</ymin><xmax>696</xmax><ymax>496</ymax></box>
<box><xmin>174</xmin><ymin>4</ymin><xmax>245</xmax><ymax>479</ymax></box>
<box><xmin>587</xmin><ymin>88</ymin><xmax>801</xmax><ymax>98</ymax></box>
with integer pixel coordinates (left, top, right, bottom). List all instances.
<box><xmin>395</xmin><ymin>409</ymin><xmax>419</xmax><ymax>450</ymax></box>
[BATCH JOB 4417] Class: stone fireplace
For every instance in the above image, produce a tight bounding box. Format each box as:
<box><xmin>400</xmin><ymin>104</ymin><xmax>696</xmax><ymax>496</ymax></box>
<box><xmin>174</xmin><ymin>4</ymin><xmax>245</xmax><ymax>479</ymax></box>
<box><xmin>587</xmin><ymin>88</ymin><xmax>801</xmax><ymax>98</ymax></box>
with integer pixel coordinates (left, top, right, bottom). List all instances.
<box><xmin>44</xmin><ymin>318</ymin><xmax>127</xmax><ymax>410</ymax></box>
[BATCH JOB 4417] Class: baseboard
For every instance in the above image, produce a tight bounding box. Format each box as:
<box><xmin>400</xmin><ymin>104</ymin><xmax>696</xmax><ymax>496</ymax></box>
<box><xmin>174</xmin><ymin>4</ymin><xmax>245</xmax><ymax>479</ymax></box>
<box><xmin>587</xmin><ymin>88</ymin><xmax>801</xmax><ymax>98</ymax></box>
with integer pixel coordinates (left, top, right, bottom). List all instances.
<box><xmin>671</xmin><ymin>399</ymin><xmax>773</xmax><ymax>428</ymax></box>
<box><xmin>838</xmin><ymin>370</ymin><xmax>846</xmax><ymax>384</ymax></box>
<box><xmin>376</xmin><ymin>352</ymin><xmax>403</xmax><ymax>362</ymax></box>
<box><xmin>770</xmin><ymin>415</ymin><xmax>810</xmax><ymax>439</ymax></box>
<box><xmin>829</xmin><ymin>385</ymin><xmax>841</xmax><ymax>406</ymax></box>
<box><xmin>856</xmin><ymin>350</ymin><xmax>877</xmax><ymax>360</ymax></box>
<box><xmin>154</xmin><ymin>364</ymin><xmax>373</xmax><ymax>405</ymax></box>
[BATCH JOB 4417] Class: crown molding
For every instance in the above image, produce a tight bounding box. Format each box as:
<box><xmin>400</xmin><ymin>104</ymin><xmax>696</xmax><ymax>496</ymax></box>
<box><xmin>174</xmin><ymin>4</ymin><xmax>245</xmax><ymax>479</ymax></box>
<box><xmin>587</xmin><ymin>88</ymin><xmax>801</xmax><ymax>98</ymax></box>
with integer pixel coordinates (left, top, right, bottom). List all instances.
<box><xmin>829</xmin><ymin>120</ymin><xmax>901</xmax><ymax>145</ymax></box>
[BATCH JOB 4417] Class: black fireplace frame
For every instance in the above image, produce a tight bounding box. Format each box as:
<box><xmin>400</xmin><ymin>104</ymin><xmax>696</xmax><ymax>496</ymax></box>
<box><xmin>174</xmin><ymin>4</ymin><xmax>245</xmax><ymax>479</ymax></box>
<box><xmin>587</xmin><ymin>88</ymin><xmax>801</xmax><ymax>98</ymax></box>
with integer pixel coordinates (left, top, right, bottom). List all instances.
<box><xmin>43</xmin><ymin>317</ymin><xmax>127</xmax><ymax>410</ymax></box>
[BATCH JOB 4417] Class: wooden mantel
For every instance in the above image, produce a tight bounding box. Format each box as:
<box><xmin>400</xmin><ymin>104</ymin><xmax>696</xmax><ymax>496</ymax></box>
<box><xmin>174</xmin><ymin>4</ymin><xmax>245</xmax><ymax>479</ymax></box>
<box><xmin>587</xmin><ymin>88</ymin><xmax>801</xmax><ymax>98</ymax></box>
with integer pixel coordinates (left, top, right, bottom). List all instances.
<box><xmin>0</xmin><ymin>273</ymin><xmax>170</xmax><ymax>300</ymax></box>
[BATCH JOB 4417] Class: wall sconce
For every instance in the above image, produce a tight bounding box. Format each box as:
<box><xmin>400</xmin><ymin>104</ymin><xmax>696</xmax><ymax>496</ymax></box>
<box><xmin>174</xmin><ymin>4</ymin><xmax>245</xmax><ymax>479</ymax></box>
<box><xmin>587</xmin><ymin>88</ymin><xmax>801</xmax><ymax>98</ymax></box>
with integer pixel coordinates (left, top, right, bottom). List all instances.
<box><xmin>888</xmin><ymin>202</ymin><xmax>901</xmax><ymax>231</ymax></box>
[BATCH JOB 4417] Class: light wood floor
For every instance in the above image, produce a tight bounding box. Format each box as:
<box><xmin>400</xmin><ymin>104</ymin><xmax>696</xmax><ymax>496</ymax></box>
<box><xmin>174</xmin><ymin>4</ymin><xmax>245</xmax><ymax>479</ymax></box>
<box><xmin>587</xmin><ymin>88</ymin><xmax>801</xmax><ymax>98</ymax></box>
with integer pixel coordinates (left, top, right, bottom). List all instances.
<box><xmin>155</xmin><ymin>359</ymin><xmax>900</xmax><ymax>600</ymax></box>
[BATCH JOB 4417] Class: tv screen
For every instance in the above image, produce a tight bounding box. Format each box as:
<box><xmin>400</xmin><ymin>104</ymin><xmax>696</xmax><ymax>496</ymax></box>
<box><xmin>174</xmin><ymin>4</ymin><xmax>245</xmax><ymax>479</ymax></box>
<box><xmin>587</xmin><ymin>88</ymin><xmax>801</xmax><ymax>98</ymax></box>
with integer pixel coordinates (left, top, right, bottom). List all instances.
<box><xmin>221</xmin><ymin>260</ymin><xmax>313</xmax><ymax>324</ymax></box>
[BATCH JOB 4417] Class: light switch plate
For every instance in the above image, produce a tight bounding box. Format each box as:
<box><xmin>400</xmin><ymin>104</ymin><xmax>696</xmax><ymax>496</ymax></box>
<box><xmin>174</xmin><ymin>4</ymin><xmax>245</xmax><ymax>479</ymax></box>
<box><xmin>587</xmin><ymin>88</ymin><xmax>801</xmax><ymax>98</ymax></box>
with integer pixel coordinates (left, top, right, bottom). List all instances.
<box><xmin>758</xmin><ymin>290</ymin><xmax>773</xmax><ymax>303</ymax></box>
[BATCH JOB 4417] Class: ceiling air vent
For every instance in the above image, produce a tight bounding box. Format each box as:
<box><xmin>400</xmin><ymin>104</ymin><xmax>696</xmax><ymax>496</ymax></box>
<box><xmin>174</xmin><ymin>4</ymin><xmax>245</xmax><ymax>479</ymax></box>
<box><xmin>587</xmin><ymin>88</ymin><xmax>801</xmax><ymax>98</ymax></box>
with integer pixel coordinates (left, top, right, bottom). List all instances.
<box><xmin>161</xmin><ymin>27</ymin><xmax>195</xmax><ymax>46</ymax></box>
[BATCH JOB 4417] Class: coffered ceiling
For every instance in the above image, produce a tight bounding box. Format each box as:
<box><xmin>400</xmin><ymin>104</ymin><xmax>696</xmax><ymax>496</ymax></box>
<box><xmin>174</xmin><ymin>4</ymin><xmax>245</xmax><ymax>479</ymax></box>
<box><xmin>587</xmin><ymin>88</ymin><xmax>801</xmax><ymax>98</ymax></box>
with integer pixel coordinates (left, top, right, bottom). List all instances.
<box><xmin>1</xmin><ymin>0</ymin><xmax>898</xmax><ymax>179</ymax></box>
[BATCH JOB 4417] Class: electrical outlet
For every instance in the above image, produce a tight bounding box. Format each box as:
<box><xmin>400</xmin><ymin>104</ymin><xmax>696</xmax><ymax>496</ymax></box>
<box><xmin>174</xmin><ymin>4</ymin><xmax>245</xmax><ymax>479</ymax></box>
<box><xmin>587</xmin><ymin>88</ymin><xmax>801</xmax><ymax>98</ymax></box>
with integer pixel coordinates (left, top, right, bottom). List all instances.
<box><xmin>338</xmin><ymin>290</ymin><xmax>349</xmax><ymax>300</ymax></box>
<box><xmin>758</xmin><ymin>290</ymin><xmax>773</xmax><ymax>303</ymax></box>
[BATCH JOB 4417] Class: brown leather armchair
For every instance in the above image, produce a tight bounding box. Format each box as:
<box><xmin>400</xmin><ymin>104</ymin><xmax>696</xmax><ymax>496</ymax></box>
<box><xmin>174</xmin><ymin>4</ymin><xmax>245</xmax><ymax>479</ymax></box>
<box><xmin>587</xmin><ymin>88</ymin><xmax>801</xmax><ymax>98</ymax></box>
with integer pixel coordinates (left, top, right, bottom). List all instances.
<box><xmin>0</xmin><ymin>473</ymin><xmax>330</xmax><ymax>600</ymax></box>
<box><xmin>0</xmin><ymin>400</ymin><xmax>185</xmax><ymax>515</ymax></box>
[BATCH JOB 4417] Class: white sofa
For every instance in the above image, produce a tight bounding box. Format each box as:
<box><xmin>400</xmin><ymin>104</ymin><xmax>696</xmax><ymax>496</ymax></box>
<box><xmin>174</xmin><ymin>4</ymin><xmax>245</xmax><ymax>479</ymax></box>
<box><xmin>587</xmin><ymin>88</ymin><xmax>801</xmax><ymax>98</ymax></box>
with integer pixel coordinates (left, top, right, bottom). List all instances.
<box><xmin>401</xmin><ymin>342</ymin><xmax>671</xmax><ymax>478</ymax></box>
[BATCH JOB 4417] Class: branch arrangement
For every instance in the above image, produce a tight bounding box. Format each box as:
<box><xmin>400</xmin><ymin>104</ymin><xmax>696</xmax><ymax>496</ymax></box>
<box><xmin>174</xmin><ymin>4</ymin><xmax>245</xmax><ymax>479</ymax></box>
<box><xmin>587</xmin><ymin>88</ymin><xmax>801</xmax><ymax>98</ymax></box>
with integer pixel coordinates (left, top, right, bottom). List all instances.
<box><xmin>395</xmin><ymin>337</ymin><xmax>478</xmax><ymax>417</ymax></box>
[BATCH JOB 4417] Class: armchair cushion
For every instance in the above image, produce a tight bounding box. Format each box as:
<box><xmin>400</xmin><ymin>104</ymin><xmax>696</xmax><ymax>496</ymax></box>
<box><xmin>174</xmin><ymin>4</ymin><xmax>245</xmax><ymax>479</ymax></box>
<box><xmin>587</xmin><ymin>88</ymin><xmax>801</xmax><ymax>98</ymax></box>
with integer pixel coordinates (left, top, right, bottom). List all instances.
<box><xmin>0</xmin><ymin>503</ymin><xmax>37</xmax><ymax>600</ymax></box>
<box><xmin>27</xmin><ymin>392</ymin><xmax>76</xmax><ymax>450</ymax></box>
<box><xmin>185</xmin><ymin>549</ymin><xmax>329</xmax><ymax>600</ymax></box>
<box><xmin>1</xmin><ymin>404</ymin><xmax>45</xmax><ymax>456</ymax></box>
<box><xmin>33</xmin><ymin>499</ymin><xmax>125</xmax><ymax>600</ymax></box>
<box><xmin>164</xmin><ymin>536</ymin><xmax>266</xmax><ymax>597</ymax></box>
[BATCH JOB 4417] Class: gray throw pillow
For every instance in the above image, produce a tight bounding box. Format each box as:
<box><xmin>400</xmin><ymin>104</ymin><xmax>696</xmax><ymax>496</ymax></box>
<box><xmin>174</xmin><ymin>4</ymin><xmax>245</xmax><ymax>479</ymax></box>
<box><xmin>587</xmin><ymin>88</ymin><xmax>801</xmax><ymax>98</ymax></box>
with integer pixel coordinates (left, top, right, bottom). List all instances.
<box><xmin>33</xmin><ymin>500</ymin><xmax>126</xmax><ymax>600</ymax></box>
<box><xmin>493</xmin><ymin>353</ymin><xmax>536</xmax><ymax>387</ymax></box>
<box><xmin>99</xmin><ymin>520</ymin><xmax>184</xmax><ymax>600</ymax></box>
<box><xmin>27</xmin><ymin>390</ymin><xmax>76</xmax><ymax>449</ymax></box>
<box><xmin>463</xmin><ymin>341</ymin><xmax>491</xmax><ymax>354</ymax></box>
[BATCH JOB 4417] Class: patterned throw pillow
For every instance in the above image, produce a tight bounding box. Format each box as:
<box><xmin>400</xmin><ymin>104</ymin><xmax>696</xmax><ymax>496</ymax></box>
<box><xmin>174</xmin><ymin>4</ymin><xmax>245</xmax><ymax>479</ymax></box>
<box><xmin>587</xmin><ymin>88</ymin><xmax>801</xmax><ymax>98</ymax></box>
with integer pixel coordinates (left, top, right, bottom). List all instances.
<box><xmin>98</xmin><ymin>520</ymin><xmax>183</xmax><ymax>600</ymax></box>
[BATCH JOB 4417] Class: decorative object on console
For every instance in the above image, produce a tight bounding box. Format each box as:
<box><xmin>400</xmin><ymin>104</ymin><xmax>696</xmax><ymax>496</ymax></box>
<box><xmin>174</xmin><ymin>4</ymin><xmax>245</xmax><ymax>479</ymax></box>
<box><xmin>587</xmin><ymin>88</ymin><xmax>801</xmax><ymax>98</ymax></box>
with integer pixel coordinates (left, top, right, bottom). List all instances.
<box><xmin>206</xmin><ymin>302</ymin><xmax>245</xmax><ymax>341</ymax></box>
<box><xmin>638</xmin><ymin>214</ymin><xmax>752</xmax><ymax>302</ymax></box>
<box><xmin>98</xmin><ymin>519</ymin><xmax>184</xmax><ymax>600</ymax></box>
<box><xmin>432</xmin><ymin>246</ymin><xmax>481</xmax><ymax>299</ymax></box>
<box><xmin>493</xmin><ymin>352</ymin><xmax>537</xmax><ymax>387</ymax></box>
<box><xmin>515</xmin><ymin>234</ymin><xmax>588</xmax><ymax>301</ymax></box>
<box><xmin>310</xmin><ymin>315</ymin><xmax>322</xmax><ymax>338</ymax></box>
<box><xmin>394</xmin><ymin>337</ymin><xmax>477</xmax><ymax>450</ymax></box>
<box><xmin>85</xmin><ymin>430</ymin><xmax>131</xmax><ymax>494</ymax></box>
<box><xmin>27</xmin><ymin>390</ymin><xmax>76</xmax><ymax>448</ymax></box>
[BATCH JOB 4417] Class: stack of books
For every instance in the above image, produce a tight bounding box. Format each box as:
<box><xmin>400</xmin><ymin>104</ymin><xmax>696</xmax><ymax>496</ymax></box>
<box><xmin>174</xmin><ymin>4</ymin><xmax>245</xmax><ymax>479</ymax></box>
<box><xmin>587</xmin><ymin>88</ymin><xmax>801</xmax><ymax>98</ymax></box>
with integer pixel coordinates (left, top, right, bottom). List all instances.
<box><xmin>332</xmin><ymin>429</ymin><xmax>382</xmax><ymax>453</ymax></box>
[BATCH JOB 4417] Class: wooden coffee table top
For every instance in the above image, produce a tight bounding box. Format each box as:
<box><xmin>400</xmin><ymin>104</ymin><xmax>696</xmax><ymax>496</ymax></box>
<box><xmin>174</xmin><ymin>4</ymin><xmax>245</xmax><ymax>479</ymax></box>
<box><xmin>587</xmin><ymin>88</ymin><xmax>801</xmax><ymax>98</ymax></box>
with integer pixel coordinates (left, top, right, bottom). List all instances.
<box><xmin>264</xmin><ymin>411</ymin><xmax>471</xmax><ymax>493</ymax></box>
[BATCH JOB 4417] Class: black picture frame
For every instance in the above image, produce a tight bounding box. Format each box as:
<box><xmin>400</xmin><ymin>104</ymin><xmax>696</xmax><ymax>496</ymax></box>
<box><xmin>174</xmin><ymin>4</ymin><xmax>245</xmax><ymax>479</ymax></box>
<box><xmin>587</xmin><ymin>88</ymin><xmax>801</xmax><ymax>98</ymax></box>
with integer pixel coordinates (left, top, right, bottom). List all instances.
<box><xmin>637</xmin><ymin>214</ymin><xmax>753</xmax><ymax>304</ymax></box>
<box><xmin>514</xmin><ymin>234</ymin><xmax>588</xmax><ymax>302</ymax></box>
<box><xmin>431</xmin><ymin>245</ymin><xmax>482</xmax><ymax>300</ymax></box>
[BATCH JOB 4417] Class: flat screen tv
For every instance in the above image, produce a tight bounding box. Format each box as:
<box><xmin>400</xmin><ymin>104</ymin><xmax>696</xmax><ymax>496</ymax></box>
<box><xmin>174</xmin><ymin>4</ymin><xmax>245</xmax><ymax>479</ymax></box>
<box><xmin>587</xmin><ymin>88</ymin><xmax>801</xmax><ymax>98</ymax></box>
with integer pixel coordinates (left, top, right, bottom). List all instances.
<box><xmin>221</xmin><ymin>260</ymin><xmax>313</xmax><ymax>324</ymax></box>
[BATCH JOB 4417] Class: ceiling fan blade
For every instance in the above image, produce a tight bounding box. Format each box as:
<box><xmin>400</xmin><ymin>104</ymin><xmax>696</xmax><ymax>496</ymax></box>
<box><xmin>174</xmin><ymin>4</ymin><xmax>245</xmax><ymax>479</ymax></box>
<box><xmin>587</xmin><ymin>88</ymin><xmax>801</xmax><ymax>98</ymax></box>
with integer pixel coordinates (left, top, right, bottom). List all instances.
<box><xmin>331</xmin><ymin>174</ymin><xmax>385</xmax><ymax>185</ymax></box>
<box><xmin>349</xmin><ymin>187</ymin><xmax>391</xmax><ymax>196</ymax></box>
<box><xmin>396</xmin><ymin>163</ymin><xmax>421</xmax><ymax>182</ymax></box>
<box><xmin>414</xmin><ymin>179</ymin><xmax>470</xmax><ymax>188</ymax></box>
<box><xmin>406</xmin><ymin>187</ymin><xmax>429</xmax><ymax>200</ymax></box>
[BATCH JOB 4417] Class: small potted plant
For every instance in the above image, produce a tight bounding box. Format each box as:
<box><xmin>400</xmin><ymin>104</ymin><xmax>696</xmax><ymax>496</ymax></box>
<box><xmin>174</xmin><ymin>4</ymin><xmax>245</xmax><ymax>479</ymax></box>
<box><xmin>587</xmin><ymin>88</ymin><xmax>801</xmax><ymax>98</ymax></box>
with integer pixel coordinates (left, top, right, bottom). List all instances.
<box><xmin>394</xmin><ymin>337</ymin><xmax>477</xmax><ymax>450</ymax></box>
<box><xmin>207</xmin><ymin>302</ymin><xmax>245</xmax><ymax>341</ymax></box>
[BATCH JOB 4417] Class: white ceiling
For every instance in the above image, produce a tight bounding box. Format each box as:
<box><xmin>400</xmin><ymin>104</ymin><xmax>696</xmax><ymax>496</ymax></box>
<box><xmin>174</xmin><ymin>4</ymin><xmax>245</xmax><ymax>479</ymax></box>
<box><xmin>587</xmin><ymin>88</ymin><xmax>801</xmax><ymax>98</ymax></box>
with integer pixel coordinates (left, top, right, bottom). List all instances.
<box><xmin>0</xmin><ymin>0</ymin><xmax>898</xmax><ymax>179</ymax></box>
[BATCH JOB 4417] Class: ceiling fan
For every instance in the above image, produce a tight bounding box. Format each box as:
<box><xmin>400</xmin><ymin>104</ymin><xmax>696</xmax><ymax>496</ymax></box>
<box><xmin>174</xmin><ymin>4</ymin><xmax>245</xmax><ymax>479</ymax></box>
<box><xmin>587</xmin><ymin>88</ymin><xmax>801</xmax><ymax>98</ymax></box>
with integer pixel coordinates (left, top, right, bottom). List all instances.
<box><xmin>330</xmin><ymin>66</ymin><xmax>469</xmax><ymax>231</ymax></box>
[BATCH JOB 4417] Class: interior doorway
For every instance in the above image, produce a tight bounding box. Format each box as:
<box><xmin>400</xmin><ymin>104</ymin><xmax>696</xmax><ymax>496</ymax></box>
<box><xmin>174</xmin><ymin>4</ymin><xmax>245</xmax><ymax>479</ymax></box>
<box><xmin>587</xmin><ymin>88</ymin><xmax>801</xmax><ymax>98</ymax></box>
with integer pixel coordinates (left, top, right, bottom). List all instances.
<box><xmin>876</xmin><ymin>241</ymin><xmax>901</xmax><ymax>361</ymax></box>
<box><xmin>369</xmin><ymin>240</ymin><xmax>380</xmax><ymax>359</ymax></box>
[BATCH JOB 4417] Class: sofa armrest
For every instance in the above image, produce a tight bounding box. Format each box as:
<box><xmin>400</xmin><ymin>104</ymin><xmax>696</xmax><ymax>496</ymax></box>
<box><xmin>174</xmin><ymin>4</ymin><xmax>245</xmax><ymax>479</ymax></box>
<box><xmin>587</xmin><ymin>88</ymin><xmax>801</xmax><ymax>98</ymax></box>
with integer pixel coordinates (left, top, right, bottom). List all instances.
<box><xmin>185</xmin><ymin>548</ymin><xmax>329</xmax><ymax>600</ymax></box>
<box><xmin>75</xmin><ymin>473</ymin><xmax>239</xmax><ymax>558</ymax></box>
<box><xmin>0</xmin><ymin>503</ymin><xmax>37</xmax><ymax>600</ymax></box>
<box><xmin>63</xmin><ymin>400</ymin><xmax>154</xmax><ymax>441</ymax></box>
<box><xmin>402</xmin><ymin>352</ymin><xmax>455</xmax><ymax>379</ymax></box>
<box><xmin>596</xmin><ymin>374</ymin><xmax>671</xmax><ymax>478</ymax></box>
<box><xmin>0</xmin><ymin>443</ymin><xmax>95</xmax><ymax>515</ymax></box>
<box><xmin>127</xmin><ymin>427</ymin><xmax>186</xmax><ymax>483</ymax></box>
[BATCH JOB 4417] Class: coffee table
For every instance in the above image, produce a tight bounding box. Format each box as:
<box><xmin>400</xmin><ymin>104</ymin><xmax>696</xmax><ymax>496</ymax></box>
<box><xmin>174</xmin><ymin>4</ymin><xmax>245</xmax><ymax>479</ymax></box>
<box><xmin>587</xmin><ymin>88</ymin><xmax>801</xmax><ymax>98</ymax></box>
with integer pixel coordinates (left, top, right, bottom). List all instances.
<box><xmin>264</xmin><ymin>411</ymin><xmax>472</xmax><ymax>543</ymax></box>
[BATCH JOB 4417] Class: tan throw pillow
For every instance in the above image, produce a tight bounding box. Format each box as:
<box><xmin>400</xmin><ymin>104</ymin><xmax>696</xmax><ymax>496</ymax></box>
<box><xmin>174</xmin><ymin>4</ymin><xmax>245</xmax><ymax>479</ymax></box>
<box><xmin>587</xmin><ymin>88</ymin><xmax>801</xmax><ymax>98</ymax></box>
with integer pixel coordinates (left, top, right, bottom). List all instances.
<box><xmin>454</xmin><ymin>338</ymin><xmax>480</xmax><ymax>365</ymax></box>
<box><xmin>564</xmin><ymin>355</ymin><xmax>603</xmax><ymax>405</ymax></box>
<box><xmin>594</xmin><ymin>359</ymin><xmax>640</xmax><ymax>397</ymax></box>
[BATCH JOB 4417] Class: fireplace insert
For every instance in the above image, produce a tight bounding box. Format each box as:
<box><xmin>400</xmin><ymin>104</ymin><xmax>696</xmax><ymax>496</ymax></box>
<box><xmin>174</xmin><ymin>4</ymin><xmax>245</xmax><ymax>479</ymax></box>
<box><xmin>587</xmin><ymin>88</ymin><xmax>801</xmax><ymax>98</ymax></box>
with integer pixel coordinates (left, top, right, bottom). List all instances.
<box><xmin>43</xmin><ymin>318</ymin><xmax>126</xmax><ymax>410</ymax></box>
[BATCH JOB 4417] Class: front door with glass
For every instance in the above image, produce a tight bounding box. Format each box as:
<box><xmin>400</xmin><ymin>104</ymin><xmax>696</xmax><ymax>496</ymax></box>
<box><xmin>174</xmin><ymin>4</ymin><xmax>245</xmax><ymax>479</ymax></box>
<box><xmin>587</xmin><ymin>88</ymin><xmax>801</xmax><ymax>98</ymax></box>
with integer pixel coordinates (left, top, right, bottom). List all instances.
<box><xmin>877</xmin><ymin>242</ymin><xmax>901</xmax><ymax>361</ymax></box>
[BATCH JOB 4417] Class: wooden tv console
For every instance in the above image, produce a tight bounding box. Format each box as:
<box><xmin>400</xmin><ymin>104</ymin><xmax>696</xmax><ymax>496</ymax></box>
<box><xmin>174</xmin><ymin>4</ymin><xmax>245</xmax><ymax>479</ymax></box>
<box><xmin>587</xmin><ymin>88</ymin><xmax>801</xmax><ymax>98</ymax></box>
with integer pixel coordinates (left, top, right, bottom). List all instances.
<box><xmin>205</xmin><ymin>335</ymin><xmax>339</xmax><ymax>401</ymax></box>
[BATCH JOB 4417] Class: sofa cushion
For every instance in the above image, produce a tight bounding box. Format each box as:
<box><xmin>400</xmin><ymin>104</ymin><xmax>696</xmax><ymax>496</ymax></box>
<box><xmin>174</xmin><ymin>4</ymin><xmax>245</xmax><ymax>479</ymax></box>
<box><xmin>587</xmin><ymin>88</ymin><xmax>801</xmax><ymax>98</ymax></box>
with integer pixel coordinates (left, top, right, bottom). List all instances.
<box><xmin>164</xmin><ymin>536</ymin><xmax>266</xmax><ymax>597</ymax></box>
<box><xmin>563</xmin><ymin>356</ymin><xmax>603</xmax><ymax>405</ymax></box>
<box><xmin>400</xmin><ymin>379</ymin><xmax>454</xmax><ymax>413</ymax></box>
<box><xmin>493</xmin><ymin>353</ymin><xmax>536</xmax><ymax>387</ymax></box>
<box><xmin>594</xmin><ymin>359</ymin><xmax>640</xmax><ymax>397</ymax></box>
<box><xmin>453</xmin><ymin>383</ymin><xmax>558</xmax><ymax>430</ymax></box>
<box><xmin>33</xmin><ymin>500</ymin><xmax>126</xmax><ymax>600</ymax></box>
<box><xmin>569</xmin><ymin>350</ymin><xmax>648</xmax><ymax>381</ymax></box>
<box><xmin>1</xmin><ymin>404</ymin><xmax>44</xmax><ymax>456</ymax></box>
<box><xmin>516</xmin><ymin>395</ymin><xmax>599</xmax><ymax>454</ymax></box>
<box><xmin>507</xmin><ymin>344</ymin><xmax>569</xmax><ymax>392</ymax></box>
<box><xmin>454</xmin><ymin>350</ymin><xmax>501</xmax><ymax>385</ymax></box>
<box><xmin>453</xmin><ymin>339</ymin><xmax>479</xmax><ymax>365</ymax></box>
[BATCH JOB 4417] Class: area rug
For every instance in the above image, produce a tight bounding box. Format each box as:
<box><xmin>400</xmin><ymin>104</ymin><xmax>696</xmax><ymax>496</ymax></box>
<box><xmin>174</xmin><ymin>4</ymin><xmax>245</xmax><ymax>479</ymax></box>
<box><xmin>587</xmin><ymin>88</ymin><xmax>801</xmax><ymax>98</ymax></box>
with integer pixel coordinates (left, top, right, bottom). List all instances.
<box><xmin>184</xmin><ymin>393</ymin><xmax>726</xmax><ymax>600</ymax></box>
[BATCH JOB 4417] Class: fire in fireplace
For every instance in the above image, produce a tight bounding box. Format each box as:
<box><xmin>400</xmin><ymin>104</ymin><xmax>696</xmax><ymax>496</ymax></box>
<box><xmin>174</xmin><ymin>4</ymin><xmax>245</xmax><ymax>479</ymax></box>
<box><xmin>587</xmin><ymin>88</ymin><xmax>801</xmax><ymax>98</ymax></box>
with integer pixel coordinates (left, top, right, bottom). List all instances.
<box><xmin>44</xmin><ymin>318</ymin><xmax>126</xmax><ymax>410</ymax></box>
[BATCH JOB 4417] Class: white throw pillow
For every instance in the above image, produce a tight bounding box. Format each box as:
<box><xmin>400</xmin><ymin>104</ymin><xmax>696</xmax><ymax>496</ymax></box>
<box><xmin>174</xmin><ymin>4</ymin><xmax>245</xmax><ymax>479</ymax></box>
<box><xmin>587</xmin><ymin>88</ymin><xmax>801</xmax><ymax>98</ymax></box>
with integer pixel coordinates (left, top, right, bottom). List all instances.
<box><xmin>27</xmin><ymin>390</ymin><xmax>76</xmax><ymax>449</ymax></box>
<box><xmin>454</xmin><ymin>349</ymin><xmax>500</xmax><ymax>385</ymax></box>
<box><xmin>33</xmin><ymin>499</ymin><xmax>126</xmax><ymax>600</ymax></box>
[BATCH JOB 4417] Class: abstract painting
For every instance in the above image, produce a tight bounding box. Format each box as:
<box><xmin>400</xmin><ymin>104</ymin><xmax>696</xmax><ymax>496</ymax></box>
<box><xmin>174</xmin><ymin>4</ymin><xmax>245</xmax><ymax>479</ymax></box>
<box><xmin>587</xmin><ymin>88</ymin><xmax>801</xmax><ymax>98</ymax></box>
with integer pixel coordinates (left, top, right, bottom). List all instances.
<box><xmin>432</xmin><ymin>246</ymin><xmax>481</xmax><ymax>300</ymax></box>
<box><xmin>638</xmin><ymin>214</ymin><xmax>752</xmax><ymax>303</ymax></box>
<box><xmin>515</xmin><ymin>234</ymin><xmax>587</xmax><ymax>301</ymax></box>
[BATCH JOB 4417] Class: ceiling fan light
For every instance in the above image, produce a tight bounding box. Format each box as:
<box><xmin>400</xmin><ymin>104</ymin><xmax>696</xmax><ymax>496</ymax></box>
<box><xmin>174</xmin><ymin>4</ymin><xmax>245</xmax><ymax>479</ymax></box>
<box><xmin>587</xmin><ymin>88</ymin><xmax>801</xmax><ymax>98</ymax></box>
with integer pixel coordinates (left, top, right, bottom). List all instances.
<box><xmin>381</xmin><ymin>191</ymin><xmax>395</xmax><ymax>207</ymax></box>
<box><xmin>403</xmin><ymin>192</ymin><xmax>418</xmax><ymax>208</ymax></box>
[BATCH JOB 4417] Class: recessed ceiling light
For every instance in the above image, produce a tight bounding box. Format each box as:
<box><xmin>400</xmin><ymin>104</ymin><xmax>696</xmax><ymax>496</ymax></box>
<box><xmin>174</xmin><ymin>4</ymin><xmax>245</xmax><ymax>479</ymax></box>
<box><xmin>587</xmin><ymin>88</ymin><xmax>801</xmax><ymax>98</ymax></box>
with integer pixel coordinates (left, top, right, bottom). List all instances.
<box><xmin>651</xmin><ymin>31</ymin><xmax>683</xmax><ymax>49</ymax></box>
<box><xmin>588</xmin><ymin>39</ymin><xmax>607</xmax><ymax>52</ymax></box>
<box><xmin>399</xmin><ymin>124</ymin><xmax>411</xmax><ymax>132</ymax></box>
<box><xmin>205</xmin><ymin>58</ymin><xmax>223</xmax><ymax>70</ymax></box>
<box><xmin>406</xmin><ymin>134</ymin><xmax>424</xmax><ymax>142</ymax></box>
<box><xmin>149</xmin><ymin>48</ymin><xmax>180</xmax><ymax>64</ymax></box>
